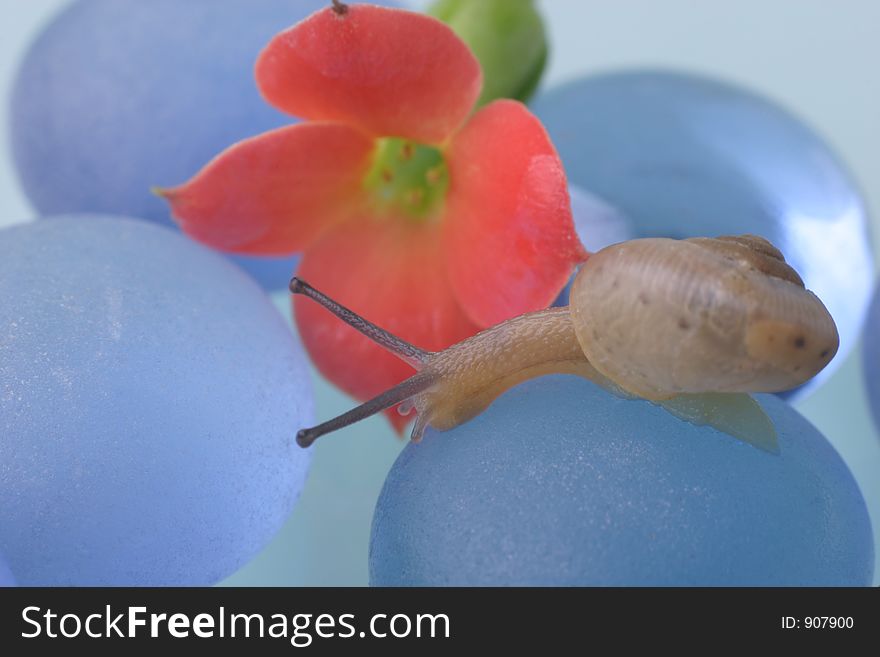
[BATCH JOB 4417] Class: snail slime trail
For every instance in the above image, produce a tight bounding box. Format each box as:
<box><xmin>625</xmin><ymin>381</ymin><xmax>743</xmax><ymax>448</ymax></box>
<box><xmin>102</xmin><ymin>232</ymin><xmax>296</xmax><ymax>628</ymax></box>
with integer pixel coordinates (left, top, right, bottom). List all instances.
<box><xmin>291</xmin><ymin>234</ymin><xmax>838</xmax><ymax>453</ymax></box>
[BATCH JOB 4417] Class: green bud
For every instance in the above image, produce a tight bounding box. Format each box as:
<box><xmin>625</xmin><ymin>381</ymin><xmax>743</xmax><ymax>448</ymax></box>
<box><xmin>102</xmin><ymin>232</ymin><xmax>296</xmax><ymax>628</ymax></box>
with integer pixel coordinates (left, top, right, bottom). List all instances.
<box><xmin>429</xmin><ymin>0</ymin><xmax>548</xmax><ymax>107</ymax></box>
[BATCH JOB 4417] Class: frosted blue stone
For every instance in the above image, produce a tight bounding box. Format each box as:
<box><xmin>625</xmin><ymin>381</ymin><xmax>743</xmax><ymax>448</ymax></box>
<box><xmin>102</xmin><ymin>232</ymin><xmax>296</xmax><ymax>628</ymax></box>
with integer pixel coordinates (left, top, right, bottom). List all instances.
<box><xmin>0</xmin><ymin>216</ymin><xmax>313</xmax><ymax>585</ymax></box>
<box><xmin>9</xmin><ymin>0</ymin><xmax>345</xmax><ymax>289</ymax></box>
<box><xmin>555</xmin><ymin>184</ymin><xmax>634</xmax><ymax>306</ymax></box>
<box><xmin>865</xmin><ymin>287</ymin><xmax>880</xmax><ymax>435</ymax></box>
<box><xmin>0</xmin><ymin>553</ymin><xmax>15</xmax><ymax>587</ymax></box>
<box><xmin>569</xmin><ymin>184</ymin><xmax>634</xmax><ymax>253</ymax></box>
<box><xmin>370</xmin><ymin>376</ymin><xmax>873</xmax><ymax>586</ymax></box>
<box><xmin>533</xmin><ymin>72</ymin><xmax>874</xmax><ymax>398</ymax></box>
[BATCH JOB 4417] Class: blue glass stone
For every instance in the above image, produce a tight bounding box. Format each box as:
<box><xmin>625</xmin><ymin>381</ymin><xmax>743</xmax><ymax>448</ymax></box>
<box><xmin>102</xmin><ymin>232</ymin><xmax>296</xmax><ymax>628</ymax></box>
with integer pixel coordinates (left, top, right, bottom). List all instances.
<box><xmin>570</xmin><ymin>184</ymin><xmax>634</xmax><ymax>253</ymax></box>
<box><xmin>370</xmin><ymin>376</ymin><xmax>873</xmax><ymax>586</ymax></box>
<box><xmin>865</xmin><ymin>287</ymin><xmax>880</xmax><ymax>435</ymax></box>
<box><xmin>0</xmin><ymin>216</ymin><xmax>313</xmax><ymax>585</ymax></box>
<box><xmin>0</xmin><ymin>553</ymin><xmax>15</xmax><ymax>587</ymax></box>
<box><xmin>9</xmin><ymin>0</ymin><xmax>345</xmax><ymax>289</ymax></box>
<box><xmin>533</xmin><ymin>72</ymin><xmax>874</xmax><ymax>397</ymax></box>
<box><xmin>555</xmin><ymin>184</ymin><xmax>634</xmax><ymax>306</ymax></box>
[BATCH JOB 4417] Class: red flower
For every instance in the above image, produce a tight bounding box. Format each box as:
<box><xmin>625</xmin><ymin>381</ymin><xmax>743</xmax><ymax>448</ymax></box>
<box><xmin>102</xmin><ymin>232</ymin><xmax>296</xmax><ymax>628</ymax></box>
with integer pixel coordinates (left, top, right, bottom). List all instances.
<box><xmin>161</xmin><ymin>4</ymin><xmax>585</xmax><ymax>432</ymax></box>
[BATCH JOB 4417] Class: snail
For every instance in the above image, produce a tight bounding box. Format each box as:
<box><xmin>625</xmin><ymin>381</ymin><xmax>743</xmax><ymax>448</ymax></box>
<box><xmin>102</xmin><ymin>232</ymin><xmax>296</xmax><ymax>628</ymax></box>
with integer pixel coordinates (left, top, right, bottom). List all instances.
<box><xmin>292</xmin><ymin>234</ymin><xmax>838</xmax><ymax>453</ymax></box>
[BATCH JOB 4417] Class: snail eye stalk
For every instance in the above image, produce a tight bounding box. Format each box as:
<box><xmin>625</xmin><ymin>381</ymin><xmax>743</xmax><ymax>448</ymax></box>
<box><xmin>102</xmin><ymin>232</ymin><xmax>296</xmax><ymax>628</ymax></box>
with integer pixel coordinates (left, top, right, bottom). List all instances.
<box><xmin>295</xmin><ymin>371</ymin><xmax>437</xmax><ymax>448</ymax></box>
<box><xmin>290</xmin><ymin>277</ymin><xmax>438</xmax><ymax>448</ymax></box>
<box><xmin>290</xmin><ymin>277</ymin><xmax>429</xmax><ymax>369</ymax></box>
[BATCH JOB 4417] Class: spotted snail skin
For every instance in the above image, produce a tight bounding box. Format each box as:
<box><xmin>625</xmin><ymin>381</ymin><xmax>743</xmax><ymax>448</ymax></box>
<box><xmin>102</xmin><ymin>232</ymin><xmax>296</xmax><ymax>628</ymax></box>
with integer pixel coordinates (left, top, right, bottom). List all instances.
<box><xmin>291</xmin><ymin>234</ymin><xmax>838</xmax><ymax>452</ymax></box>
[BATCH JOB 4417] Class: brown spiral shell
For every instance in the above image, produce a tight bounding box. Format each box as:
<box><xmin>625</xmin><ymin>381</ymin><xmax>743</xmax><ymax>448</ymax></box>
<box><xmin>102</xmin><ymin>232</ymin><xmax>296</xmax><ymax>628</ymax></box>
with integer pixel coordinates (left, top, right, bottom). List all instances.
<box><xmin>569</xmin><ymin>234</ymin><xmax>839</xmax><ymax>400</ymax></box>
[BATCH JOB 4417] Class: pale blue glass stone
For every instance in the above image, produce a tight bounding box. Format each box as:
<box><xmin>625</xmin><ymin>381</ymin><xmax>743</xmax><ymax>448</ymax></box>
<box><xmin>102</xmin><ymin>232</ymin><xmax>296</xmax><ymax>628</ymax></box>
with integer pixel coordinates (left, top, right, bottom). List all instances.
<box><xmin>533</xmin><ymin>72</ymin><xmax>874</xmax><ymax>397</ymax></box>
<box><xmin>555</xmin><ymin>184</ymin><xmax>635</xmax><ymax>305</ymax></box>
<box><xmin>0</xmin><ymin>216</ymin><xmax>313</xmax><ymax>585</ymax></box>
<box><xmin>569</xmin><ymin>184</ymin><xmax>634</xmax><ymax>253</ymax></box>
<box><xmin>865</xmin><ymin>287</ymin><xmax>880</xmax><ymax>435</ymax></box>
<box><xmin>0</xmin><ymin>553</ymin><xmax>15</xmax><ymax>587</ymax></box>
<box><xmin>10</xmin><ymin>0</ymin><xmax>343</xmax><ymax>289</ymax></box>
<box><xmin>370</xmin><ymin>376</ymin><xmax>873</xmax><ymax>586</ymax></box>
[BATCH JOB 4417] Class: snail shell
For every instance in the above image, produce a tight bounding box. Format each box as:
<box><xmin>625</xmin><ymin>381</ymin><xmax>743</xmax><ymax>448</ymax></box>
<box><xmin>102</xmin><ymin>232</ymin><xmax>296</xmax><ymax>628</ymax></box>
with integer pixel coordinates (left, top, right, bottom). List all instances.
<box><xmin>569</xmin><ymin>235</ymin><xmax>839</xmax><ymax>400</ymax></box>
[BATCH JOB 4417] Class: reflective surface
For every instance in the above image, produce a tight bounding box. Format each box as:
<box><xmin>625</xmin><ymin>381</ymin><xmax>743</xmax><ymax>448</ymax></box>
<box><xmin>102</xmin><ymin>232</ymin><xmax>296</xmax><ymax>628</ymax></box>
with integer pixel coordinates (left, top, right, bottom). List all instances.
<box><xmin>9</xmin><ymin>0</ymin><xmax>341</xmax><ymax>289</ymax></box>
<box><xmin>371</xmin><ymin>376</ymin><xmax>873</xmax><ymax>585</ymax></box>
<box><xmin>0</xmin><ymin>217</ymin><xmax>313</xmax><ymax>585</ymax></box>
<box><xmin>533</xmin><ymin>71</ymin><xmax>874</xmax><ymax>398</ymax></box>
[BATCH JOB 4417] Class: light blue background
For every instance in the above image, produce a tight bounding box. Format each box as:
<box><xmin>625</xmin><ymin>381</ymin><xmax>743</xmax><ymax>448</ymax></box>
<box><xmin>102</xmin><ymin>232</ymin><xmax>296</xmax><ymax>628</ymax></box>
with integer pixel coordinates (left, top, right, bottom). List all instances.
<box><xmin>2</xmin><ymin>0</ymin><xmax>878</xmax><ymax>585</ymax></box>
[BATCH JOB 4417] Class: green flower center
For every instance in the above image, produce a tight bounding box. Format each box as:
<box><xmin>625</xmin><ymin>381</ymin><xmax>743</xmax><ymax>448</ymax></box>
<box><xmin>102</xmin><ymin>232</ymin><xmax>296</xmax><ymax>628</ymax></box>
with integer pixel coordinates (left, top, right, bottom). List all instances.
<box><xmin>363</xmin><ymin>137</ymin><xmax>449</xmax><ymax>221</ymax></box>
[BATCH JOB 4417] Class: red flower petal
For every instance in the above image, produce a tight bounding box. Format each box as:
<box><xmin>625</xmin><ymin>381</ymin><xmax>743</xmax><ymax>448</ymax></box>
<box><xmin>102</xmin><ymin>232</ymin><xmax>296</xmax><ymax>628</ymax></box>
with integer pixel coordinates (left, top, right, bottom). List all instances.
<box><xmin>160</xmin><ymin>122</ymin><xmax>374</xmax><ymax>255</ymax></box>
<box><xmin>293</xmin><ymin>214</ymin><xmax>480</xmax><ymax>433</ymax></box>
<box><xmin>443</xmin><ymin>100</ymin><xmax>587</xmax><ymax>326</ymax></box>
<box><xmin>256</xmin><ymin>5</ymin><xmax>481</xmax><ymax>145</ymax></box>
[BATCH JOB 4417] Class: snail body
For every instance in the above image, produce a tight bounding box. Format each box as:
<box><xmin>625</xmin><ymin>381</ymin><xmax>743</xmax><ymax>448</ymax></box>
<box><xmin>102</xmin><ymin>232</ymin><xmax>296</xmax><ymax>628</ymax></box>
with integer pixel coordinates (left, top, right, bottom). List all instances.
<box><xmin>292</xmin><ymin>234</ymin><xmax>838</xmax><ymax>452</ymax></box>
<box><xmin>408</xmin><ymin>307</ymin><xmax>605</xmax><ymax>435</ymax></box>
